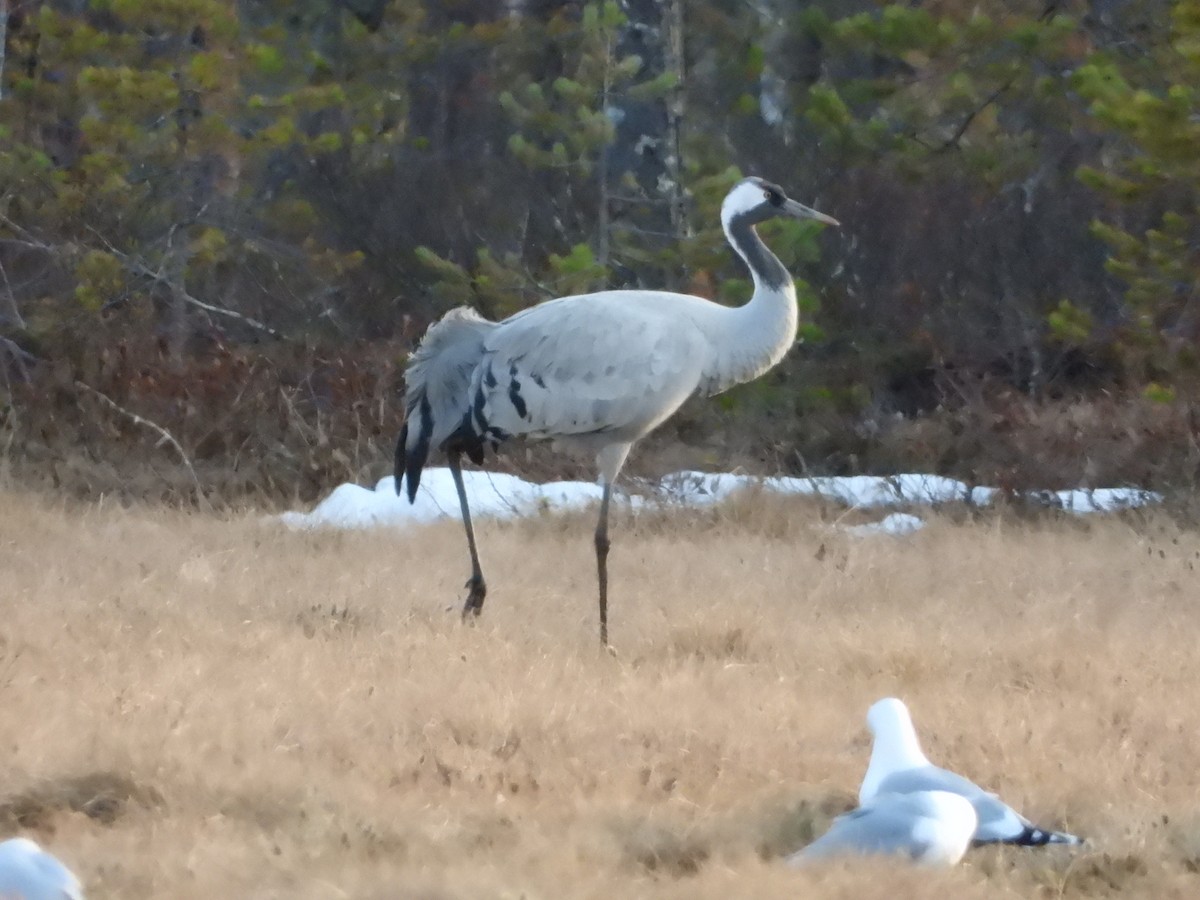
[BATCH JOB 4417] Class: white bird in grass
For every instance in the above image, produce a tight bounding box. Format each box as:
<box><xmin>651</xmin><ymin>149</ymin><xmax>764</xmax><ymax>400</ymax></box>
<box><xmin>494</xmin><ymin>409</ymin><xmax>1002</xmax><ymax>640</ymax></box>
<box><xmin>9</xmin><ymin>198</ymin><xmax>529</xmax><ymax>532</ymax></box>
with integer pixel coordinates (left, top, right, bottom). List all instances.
<box><xmin>786</xmin><ymin>789</ymin><xmax>978</xmax><ymax>867</ymax></box>
<box><xmin>395</xmin><ymin>177</ymin><xmax>839</xmax><ymax>645</ymax></box>
<box><xmin>0</xmin><ymin>837</ymin><xmax>84</xmax><ymax>900</ymax></box>
<box><xmin>860</xmin><ymin>698</ymin><xmax>1083</xmax><ymax>846</ymax></box>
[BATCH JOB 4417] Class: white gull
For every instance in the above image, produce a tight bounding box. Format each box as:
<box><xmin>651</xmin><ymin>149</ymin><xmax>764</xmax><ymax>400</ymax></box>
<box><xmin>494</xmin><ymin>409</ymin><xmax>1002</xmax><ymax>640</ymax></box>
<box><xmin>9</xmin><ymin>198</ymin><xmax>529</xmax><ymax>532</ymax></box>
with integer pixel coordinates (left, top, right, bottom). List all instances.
<box><xmin>860</xmin><ymin>698</ymin><xmax>1082</xmax><ymax>846</ymax></box>
<box><xmin>786</xmin><ymin>789</ymin><xmax>977</xmax><ymax>867</ymax></box>
<box><xmin>0</xmin><ymin>837</ymin><xmax>84</xmax><ymax>900</ymax></box>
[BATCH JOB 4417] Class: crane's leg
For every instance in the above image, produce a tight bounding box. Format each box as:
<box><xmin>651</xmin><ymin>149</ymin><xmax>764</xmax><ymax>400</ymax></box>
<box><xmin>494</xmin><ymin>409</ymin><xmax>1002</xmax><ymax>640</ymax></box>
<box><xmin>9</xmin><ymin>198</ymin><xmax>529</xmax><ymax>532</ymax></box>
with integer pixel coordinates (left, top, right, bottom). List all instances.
<box><xmin>592</xmin><ymin>442</ymin><xmax>631</xmax><ymax>648</ymax></box>
<box><xmin>594</xmin><ymin>481</ymin><xmax>612</xmax><ymax>647</ymax></box>
<box><xmin>448</xmin><ymin>450</ymin><xmax>487</xmax><ymax>619</ymax></box>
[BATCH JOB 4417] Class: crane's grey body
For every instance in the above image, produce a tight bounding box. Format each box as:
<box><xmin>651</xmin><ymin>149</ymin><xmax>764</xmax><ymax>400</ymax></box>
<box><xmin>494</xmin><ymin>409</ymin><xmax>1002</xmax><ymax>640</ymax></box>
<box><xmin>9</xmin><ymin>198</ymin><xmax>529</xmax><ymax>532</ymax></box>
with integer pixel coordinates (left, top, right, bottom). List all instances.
<box><xmin>396</xmin><ymin>177</ymin><xmax>838</xmax><ymax>645</ymax></box>
<box><xmin>786</xmin><ymin>790</ymin><xmax>977</xmax><ymax>867</ymax></box>
<box><xmin>860</xmin><ymin>698</ymin><xmax>1083</xmax><ymax>847</ymax></box>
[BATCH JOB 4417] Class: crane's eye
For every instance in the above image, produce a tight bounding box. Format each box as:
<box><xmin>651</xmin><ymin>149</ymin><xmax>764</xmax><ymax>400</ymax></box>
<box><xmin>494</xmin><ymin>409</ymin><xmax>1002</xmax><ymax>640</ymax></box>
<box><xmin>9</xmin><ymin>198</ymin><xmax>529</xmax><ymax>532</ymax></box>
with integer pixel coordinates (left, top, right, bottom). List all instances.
<box><xmin>764</xmin><ymin>189</ymin><xmax>783</xmax><ymax>206</ymax></box>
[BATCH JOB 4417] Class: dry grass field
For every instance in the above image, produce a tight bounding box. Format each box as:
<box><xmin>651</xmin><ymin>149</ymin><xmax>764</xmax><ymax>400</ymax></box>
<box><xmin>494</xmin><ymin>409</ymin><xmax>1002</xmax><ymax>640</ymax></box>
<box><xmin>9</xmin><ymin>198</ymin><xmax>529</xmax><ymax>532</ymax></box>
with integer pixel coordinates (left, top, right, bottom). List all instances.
<box><xmin>2</xmin><ymin>487</ymin><xmax>1199</xmax><ymax>898</ymax></box>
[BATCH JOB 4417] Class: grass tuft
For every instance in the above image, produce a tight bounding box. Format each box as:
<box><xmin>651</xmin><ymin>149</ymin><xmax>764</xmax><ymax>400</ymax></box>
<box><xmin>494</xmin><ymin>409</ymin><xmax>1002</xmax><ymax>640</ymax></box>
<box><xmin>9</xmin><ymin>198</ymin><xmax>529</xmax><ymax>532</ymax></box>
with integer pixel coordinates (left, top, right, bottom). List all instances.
<box><xmin>1</xmin><ymin>489</ymin><xmax>1198</xmax><ymax>897</ymax></box>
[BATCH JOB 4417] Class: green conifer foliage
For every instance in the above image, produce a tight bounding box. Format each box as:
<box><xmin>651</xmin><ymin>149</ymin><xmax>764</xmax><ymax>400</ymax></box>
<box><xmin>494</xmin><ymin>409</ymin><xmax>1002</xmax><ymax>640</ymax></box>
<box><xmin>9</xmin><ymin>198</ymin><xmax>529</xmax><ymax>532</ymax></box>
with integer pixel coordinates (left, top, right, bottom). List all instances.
<box><xmin>1076</xmin><ymin>1</ymin><xmax>1200</xmax><ymax>379</ymax></box>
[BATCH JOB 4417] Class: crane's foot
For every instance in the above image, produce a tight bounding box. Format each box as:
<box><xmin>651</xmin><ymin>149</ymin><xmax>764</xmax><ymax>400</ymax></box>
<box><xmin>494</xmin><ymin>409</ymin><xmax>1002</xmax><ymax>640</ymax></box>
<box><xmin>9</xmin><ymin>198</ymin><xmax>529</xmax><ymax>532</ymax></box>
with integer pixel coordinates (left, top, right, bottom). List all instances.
<box><xmin>460</xmin><ymin>575</ymin><xmax>487</xmax><ymax>621</ymax></box>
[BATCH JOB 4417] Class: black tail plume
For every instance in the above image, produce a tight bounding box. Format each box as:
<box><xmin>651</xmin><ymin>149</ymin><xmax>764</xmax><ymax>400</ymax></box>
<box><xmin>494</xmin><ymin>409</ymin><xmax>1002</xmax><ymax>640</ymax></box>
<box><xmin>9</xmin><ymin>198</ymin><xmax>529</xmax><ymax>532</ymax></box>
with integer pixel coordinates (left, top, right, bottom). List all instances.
<box><xmin>394</xmin><ymin>422</ymin><xmax>408</xmax><ymax>497</ymax></box>
<box><xmin>396</xmin><ymin>395</ymin><xmax>433</xmax><ymax>503</ymax></box>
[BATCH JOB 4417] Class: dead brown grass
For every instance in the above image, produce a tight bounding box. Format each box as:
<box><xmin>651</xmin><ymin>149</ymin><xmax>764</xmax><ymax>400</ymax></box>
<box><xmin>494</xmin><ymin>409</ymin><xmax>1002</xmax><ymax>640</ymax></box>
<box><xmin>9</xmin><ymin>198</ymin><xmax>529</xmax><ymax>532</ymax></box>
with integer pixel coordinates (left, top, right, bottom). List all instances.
<box><xmin>2</xmin><ymin>488</ymin><xmax>1199</xmax><ymax>898</ymax></box>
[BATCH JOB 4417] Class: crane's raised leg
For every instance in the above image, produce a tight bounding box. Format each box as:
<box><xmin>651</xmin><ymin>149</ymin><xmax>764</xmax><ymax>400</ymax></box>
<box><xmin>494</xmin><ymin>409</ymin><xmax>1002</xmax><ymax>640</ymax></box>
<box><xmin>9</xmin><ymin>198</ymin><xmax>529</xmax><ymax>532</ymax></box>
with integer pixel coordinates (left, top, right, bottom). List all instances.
<box><xmin>448</xmin><ymin>450</ymin><xmax>487</xmax><ymax>619</ymax></box>
<box><xmin>594</xmin><ymin>481</ymin><xmax>613</xmax><ymax>647</ymax></box>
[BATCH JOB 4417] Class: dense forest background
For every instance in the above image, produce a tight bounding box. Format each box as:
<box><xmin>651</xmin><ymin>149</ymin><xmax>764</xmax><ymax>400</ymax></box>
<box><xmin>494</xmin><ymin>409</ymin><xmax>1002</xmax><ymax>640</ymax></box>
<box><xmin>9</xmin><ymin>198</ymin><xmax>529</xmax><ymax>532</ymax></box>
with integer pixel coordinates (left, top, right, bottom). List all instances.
<box><xmin>1</xmin><ymin>0</ymin><xmax>1198</xmax><ymax>505</ymax></box>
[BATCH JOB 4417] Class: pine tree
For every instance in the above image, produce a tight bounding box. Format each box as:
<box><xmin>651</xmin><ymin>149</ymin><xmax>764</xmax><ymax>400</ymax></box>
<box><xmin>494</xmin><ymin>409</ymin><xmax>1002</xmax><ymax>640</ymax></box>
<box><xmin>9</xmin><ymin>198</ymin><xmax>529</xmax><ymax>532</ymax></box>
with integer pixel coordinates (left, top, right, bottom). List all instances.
<box><xmin>1075</xmin><ymin>0</ymin><xmax>1200</xmax><ymax>387</ymax></box>
<box><xmin>0</xmin><ymin>0</ymin><xmax>364</xmax><ymax>360</ymax></box>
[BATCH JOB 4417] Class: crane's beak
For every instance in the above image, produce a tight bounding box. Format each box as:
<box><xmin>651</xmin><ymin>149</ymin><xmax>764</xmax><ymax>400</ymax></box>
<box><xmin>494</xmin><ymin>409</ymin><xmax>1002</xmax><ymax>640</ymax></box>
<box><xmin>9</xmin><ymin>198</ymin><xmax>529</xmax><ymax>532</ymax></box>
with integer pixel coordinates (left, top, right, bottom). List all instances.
<box><xmin>783</xmin><ymin>197</ymin><xmax>840</xmax><ymax>227</ymax></box>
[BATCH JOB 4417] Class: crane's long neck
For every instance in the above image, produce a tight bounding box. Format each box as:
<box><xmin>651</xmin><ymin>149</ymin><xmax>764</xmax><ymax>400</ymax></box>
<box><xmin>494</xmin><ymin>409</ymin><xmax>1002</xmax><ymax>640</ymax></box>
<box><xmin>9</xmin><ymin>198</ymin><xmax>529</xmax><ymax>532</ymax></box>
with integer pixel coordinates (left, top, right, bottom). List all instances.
<box><xmin>702</xmin><ymin>212</ymin><xmax>798</xmax><ymax>394</ymax></box>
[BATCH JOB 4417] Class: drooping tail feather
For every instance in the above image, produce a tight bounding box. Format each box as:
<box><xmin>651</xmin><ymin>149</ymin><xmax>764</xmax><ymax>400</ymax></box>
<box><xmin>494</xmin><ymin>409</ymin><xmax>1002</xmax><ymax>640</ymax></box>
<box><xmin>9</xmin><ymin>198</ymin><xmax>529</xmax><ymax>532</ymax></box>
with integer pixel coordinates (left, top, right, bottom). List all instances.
<box><xmin>394</xmin><ymin>416</ymin><xmax>433</xmax><ymax>503</ymax></box>
<box><xmin>394</xmin><ymin>423</ymin><xmax>407</xmax><ymax>497</ymax></box>
<box><xmin>396</xmin><ymin>396</ymin><xmax>433</xmax><ymax>502</ymax></box>
<box><xmin>395</xmin><ymin>307</ymin><xmax>495</xmax><ymax>503</ymax></box>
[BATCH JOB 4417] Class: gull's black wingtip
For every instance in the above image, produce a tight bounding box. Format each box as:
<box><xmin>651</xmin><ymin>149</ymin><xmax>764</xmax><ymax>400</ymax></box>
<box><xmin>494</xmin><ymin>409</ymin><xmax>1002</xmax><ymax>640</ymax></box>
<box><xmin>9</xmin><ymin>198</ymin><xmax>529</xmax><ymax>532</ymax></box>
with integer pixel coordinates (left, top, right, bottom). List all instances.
<box><xmin>1008</xmin><ymin>826</ymin><xmax>1084</xmax><ymax>847</ymax></box>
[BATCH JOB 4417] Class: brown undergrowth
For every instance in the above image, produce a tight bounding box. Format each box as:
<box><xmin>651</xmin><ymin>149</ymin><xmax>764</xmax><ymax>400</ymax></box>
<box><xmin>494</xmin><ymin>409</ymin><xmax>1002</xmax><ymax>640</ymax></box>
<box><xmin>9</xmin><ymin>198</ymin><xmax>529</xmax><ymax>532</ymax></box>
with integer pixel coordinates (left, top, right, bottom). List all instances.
<box><xmin>4</xmin><ymin>333</ymin><xmax>1200</xmax><ymax>511</ymax></box>
<box><xmin>1</xmin><ymin>489</ymin><xmax>1199</xmax><ymax>897</ymax></box>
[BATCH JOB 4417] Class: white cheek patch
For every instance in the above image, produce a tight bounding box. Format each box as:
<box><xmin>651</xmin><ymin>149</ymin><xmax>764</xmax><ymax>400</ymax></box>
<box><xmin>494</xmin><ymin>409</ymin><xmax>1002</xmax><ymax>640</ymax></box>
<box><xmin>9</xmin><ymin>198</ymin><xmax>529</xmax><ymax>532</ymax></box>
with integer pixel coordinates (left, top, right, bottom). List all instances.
<box><xmin>720</xmin><ymin>180</ymin><xmax>766</xmax><ymax>226</ymax></box>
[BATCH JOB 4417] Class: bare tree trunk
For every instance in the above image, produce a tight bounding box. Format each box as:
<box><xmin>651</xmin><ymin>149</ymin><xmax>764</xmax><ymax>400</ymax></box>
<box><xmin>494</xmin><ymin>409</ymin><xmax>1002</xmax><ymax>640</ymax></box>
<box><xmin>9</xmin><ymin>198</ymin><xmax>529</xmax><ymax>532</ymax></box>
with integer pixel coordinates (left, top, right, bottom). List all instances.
<box><xmin>596</xmin><ymin>22</ymin><xmax>613</xmax><ymax>280</ymax></box>
<box><xmin>754</xmin><ymin>0</ymin><xmax>792</xmax><ymax>144</ymax></box>
<box><xmin>165</xmin><ymin>33</ymin><xmax>202</xmax><ymax>368</ymax></box>
<box><xmin>164</xmin><ymin>233</ymin><xmax>190</xmax><ymax>368</ymax></box>
<box><xmin>608</xmin><ymin>0</ymin><xmax>680</xmax><ymax>287</ymax></box>
<box><xmin>663</xmin><ymin>0</ymin><xmax>687</xmax><ymax>240</ymax></box>
<box><xmin>0</xmin><ymin>0</ymin><xmax>8</xmax><ymax>102</ymax></box>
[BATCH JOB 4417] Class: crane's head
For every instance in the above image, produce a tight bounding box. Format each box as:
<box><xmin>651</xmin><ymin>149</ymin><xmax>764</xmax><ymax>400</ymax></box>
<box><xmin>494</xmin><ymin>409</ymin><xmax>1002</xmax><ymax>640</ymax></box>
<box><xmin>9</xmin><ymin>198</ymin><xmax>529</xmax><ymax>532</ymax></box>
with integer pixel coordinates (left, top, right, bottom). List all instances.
<box><xmin>720</xmin><ymin>176</ymin><xmax>839</xmax><ymax>231</ymax></box>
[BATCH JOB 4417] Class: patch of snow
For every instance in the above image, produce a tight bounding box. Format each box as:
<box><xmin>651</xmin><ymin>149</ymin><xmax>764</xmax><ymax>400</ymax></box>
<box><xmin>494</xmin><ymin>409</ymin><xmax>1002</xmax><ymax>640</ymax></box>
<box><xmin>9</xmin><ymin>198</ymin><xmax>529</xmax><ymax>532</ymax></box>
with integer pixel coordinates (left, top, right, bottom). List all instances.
<box><xmin>1027</xmin><ymin>487</ymin><xmax>1162</xmax><ymax>513</ymax></box>
<box><xmin>844</xmin><ymin>513</ymin><xmax>927</xmax><ymax>537</ymax></box>
<box><xmin>969</xmin><ymin>485</ymin><xmax>999</xmax><ymax>506</ymax></box>
<box><xmin>277</xmin><ymin>467</ymin><xmax>1161</xmax><ymax>531</ymax></box>
<box><xmin>657</xmin><ymin>470</ymin><xmax>982</xmax><ymax>509</ymax></box>
<box><xmin>278</xmin><ymin>469</ymin><xmax>614</xmax><ymax>531</ymax></box>
<box><xmin>656</xmin><ymin>470</ymin><xmax>753</xmax><ymax>506</ymax></box>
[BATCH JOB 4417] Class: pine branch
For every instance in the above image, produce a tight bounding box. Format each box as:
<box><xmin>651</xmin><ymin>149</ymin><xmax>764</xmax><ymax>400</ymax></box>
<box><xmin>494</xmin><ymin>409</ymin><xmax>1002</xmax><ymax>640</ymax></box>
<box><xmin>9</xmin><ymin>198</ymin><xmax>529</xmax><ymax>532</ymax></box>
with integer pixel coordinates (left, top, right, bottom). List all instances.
<box><xmin>0</xmin><ymin>215</ymin><xmax>282</xmax><ymax>341</ymax></box>
<box><xmin>84</xmin><ymin>226</ymin><xmax>283</xmax><ymax>340</ymax></box>
<box><xmin>936</xmin><ymin>79</ymin><xmax>1016</xmax><ymax>153</ymax></box>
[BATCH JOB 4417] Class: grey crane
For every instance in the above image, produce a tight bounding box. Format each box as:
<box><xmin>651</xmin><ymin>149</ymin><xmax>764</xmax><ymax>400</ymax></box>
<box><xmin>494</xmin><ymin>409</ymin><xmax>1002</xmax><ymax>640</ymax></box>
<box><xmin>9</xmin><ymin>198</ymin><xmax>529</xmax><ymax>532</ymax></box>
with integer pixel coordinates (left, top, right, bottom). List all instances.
<box><xmin>395</xmin><ymin>176</ymin><xmax>838</xmax><ymax>646</ymax></box>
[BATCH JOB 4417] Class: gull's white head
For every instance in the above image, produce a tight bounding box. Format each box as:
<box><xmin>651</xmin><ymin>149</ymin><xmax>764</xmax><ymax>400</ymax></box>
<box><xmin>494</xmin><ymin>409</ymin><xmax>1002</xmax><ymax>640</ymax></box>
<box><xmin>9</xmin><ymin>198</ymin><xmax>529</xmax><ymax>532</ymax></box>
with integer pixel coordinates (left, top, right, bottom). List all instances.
<box><xmin>719</xmin><ymin>176</ymin><xmax>840</xmax><ymax>232</ymax></box>
<box><xmin>867</xmin><ymin>696</ymin><xmax>917</xmax><ymax>739</ymax></box>
<box><xmin>859</xmin><ymin>697</ymin><xmax>930</xmax><ymax>804</ymax></box>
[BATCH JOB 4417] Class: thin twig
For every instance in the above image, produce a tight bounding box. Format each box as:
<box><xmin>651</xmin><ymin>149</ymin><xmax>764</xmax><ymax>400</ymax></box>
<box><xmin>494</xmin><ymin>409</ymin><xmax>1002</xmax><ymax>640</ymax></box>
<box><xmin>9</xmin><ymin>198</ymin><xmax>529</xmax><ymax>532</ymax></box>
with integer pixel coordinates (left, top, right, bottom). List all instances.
<box><xmin>0</xmin><ymin>0</ymin><xmax>8</xmax><ymax>104</ymax></box>
<box><xmin>84</xmin><ymin>226</ymin><xmax>283</xmax><ymax>340</ymax></box>
<box><xmin>0</xmin><ymin>335</ymin><xmax>36</xmax><ymax>381</ymax></box>
<box><xmin>937</xmin><ymin>79</ymin><xmax>1016</xmax><ymax>153</ymax></box>
<box><xmin>172</xmin><ymin>281</ymin><xmax>281</xmax><ymax>338</ymax></box>
<box><xmin>74</xmin><ymin>380</ymin><xmax>202</xmax><ymax>494</ymax></box>
<box><xmin>0</xmin><ymin>258</ymin><xmax>26</xmax><ymax>329</ymax></box>
<box><xmin>0</xmin><ymin>211</ymin><xmax>65</xmax><ymax>256</ymax></box>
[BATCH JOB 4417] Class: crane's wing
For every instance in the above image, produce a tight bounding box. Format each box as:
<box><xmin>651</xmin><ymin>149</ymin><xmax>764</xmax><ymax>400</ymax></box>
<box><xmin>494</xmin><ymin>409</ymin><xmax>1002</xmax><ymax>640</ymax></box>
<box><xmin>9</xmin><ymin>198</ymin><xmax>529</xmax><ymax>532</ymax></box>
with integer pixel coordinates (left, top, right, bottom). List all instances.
<box><xmin>469</xmin><ymin>293</ymin><xmax>709</xmax><ymax>443</ymax></box>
